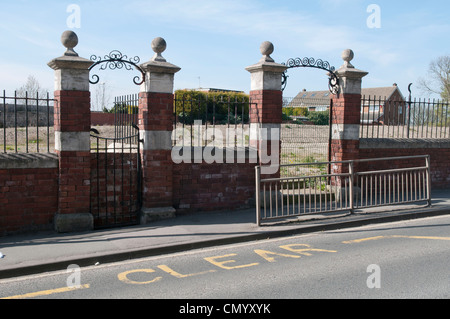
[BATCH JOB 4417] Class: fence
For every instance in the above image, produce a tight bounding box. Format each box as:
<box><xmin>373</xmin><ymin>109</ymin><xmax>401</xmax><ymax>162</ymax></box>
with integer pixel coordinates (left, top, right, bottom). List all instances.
<box><xmin>173</xmin><ymin>93</ymin><xmax>252</xmax><ymax>148</ymax></box>
<box><xmin>281</xmin><ymin>97</ymin><xmax>331</xmax><ymax>176</ymax></box>
<box><xmin>112</xmin><ymin>94</ymin><xmax>139</xmax><ymax>142</ymax></box>
<box><xmin>1</xmin><ymin>90</ymin><xmax>55</xmax><ymax>153</ymax></box>
<box><xmin>255</xmin><ymin>155</ymin><xmax>431</xmax><ymax>225</ymax></box>
<box><xmin>354</xmin><ymin>156</ymin><xmax>431</xmax><ymax>209</ymax></box>
<box><xmin>360</xmin><ymin>96</ymin><xmax>450</xmax><ymax>139</ymax></box>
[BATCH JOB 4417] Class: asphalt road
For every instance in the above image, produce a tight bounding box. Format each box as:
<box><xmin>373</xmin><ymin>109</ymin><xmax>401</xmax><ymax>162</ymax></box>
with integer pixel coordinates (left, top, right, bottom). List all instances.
<box><xmin>1</xmin><ymin>215</ymin><xmax>449</xmax><ymax>303</ymax></box>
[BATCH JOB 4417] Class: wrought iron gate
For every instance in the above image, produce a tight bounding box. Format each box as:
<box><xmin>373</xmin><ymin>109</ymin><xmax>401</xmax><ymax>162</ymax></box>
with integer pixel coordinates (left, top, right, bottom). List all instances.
<box><xmin>90</xmin><ymin>129</ymin><xmax>142</xmax><ymax>229</ymax></box>
<box><xmin>88</xmin><ymin>50</ymin><xmax>144</xmax><ymax>229</ymax></box>
<box><xmin>280</xmin><ymin>55</ymin><xmax>338</xmax><ymax>178</ymax></box>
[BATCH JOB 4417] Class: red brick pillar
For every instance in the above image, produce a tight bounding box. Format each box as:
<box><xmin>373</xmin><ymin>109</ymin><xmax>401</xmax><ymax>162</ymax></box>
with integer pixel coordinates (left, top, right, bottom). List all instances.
<box><xmin>245</xmin><ymin>41</ymin><xmax>287</xmax><ymax>177</ymax></box>
<box><xmin>48</xmin><ymin>31</ymin><xmax>94</xmax><ymax>232</ymax></box>
<box><xmin>331</xmin><ymin>49</ymin><xmax>368</xmax><ymax>180</ymax></box>
<box><xmin>138</xmin><ymin>37</ymin><xmax>181</xmax><ymax>223</ymax></box>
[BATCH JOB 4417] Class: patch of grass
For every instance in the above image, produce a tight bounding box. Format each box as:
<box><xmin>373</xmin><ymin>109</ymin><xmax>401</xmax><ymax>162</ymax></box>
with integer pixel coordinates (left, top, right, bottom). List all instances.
<box><xmin>29</xmin><ymin>139</ymin><xmax>43</xmax><ymax>144</ymax></box>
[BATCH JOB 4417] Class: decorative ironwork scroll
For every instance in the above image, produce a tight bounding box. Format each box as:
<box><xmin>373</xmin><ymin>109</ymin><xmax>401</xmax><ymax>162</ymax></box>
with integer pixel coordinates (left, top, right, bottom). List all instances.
<box><xmin>89</xmin><ymin>50</ymin><xmax>145</xmax><ymax>85</ymax></box>
<box><xmin>281</xmin><ymin>57</ymin><xmax>339</xmax><ymax>95</ymax></box>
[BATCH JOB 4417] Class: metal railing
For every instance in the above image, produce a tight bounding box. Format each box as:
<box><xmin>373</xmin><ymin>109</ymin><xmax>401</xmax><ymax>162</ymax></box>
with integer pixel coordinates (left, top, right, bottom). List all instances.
<box><xmin>173</xmin><ymin>94</ymin><xmax>252</xmax><ymax>148</ymax></box>
<box><xmin>255</xmin><ymin>155</ymin><xmax>431</xmax><ymax>226</ymax></box>
<box><xmin>1</xmin><ymin>90</ymin><xmax>55</xmax><ymax>153</ymax></box>
<box><xmin>354</xmin><ymin>156</ymin><xmax>431</xmax><ymax>209</ymax></box>
<box><xmin>360</xmin><ymin>96</ymin><xmax>450</xmax><ymax>139</ymax></box>
<box><xmin>112</xmin><ymin>94</ymin><xmax>139</xmax><ymax>144</ymax></box>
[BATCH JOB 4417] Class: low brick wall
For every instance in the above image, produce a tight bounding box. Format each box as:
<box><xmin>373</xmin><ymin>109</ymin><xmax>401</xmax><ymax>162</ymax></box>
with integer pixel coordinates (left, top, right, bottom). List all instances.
<box><xmin>91</xmin><ymin>112</ymin><xmax>115</xmax><ymax>126</ymax></box>
<box><xmin>0</xmin><ymin>153</ymin><xmax>59</xmax><ymax>236</ymax></box>
<box><xmin>173</xmin><ymin>159</ymin><xmax>256</xmax><ymax>213</ymax></box>
<box><xmin>359</xmin><ymin>139</ymin><xmax>450</xmax><ymax>189</ymax></box>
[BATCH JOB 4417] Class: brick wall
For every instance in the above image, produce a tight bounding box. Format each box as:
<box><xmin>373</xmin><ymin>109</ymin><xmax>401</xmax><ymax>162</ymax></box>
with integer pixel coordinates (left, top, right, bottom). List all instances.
<box><xmin>53</xmin><ymin>91</ymin><xmax>91</xmax><ymax>132</ymax></box>
<box><xmin>57</xmin><ymin>151</ymin><xmax>91</xmax><ymax>215</ymax></box>
<box><xmin>0</xmin><ymin>154</ymin><xmax>58</xmax><ymax>236</ymax></box>
<box><xmin>91</xmin><ymin>112</ymin><xmax>115</xmax><ymax>126</ymax></box>
<box><xmin>141</xmin><ymin>149</ymin><xmax>173</xmax><ymax>208</ymax></box>
<box><xmin>173</xmin><ymin>160</ymin><xmax>256</xmax><ymax>213</ymax></box>
<box><xmin>360</xmin><ymin>139</ymin><xmax>450</xmax><ymax>189</ymax></box>
<box><xmin>249</xmin><ymin>90</ymin><xmax>283</xmax><ymax>124</ymax></box>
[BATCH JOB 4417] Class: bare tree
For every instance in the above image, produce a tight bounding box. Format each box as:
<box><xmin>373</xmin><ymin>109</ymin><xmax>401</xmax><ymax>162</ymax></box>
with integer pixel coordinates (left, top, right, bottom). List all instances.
<box><xmin>16</xmin><ymin>75</ymin><xmax>48</xmax><ymax>98</ymax></box>
<box><xmin>15</xmin><ymin>75</ymin><xmax>50</xmax><ymax>104</ymax></box>
<box><xmin>92</xmin><ymin>82</ymin><xmax>112</xmax><ymax>112</ymax></box>
<box><xmin>418</xmin><ymin>55</ymin><xmax>450</xmax><ymax>100</ymax></box>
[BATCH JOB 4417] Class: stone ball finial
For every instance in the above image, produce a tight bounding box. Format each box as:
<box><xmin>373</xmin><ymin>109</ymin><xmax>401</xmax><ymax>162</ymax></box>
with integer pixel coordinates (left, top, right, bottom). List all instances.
<box><xmin>151</xmin><ymin>37</ymin><xmax>167</xmax><ymax>62</ymax></box>
<box><xmin>341</xmin><ymin>49</ymin><xmax>354</xmax><ymax>68</ymax></box>
<box><xmin>152</xmin><ymin>37</ymin><xmax>167</xmax><ymax>54</ymax></box>
<box><xmin>260</xmin><ymin>41</ymin><xmax>275</xmax><ymax>63</ymax></box>
<box><xmin>61</xmin><ymin>30</ymin><xmax>79</xmax><ymax>57</ymax></box>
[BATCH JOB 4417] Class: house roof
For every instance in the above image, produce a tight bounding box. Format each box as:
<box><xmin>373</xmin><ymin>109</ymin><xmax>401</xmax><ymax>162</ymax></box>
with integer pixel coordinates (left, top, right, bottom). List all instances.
<box><xmin>289</xmin><ymin>84</ymin><xmax>405</xmax><ymax>107</ymax></box>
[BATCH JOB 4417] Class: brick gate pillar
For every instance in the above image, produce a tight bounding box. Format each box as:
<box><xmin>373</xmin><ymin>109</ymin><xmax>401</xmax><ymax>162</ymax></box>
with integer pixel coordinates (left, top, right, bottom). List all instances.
<box><xmin>245</xmin><ymin>41</ymin><xmax>287</xmax><ymax>177</ymax></box>
<box><xmin>331</xmin><ymin>49</ymin><xmax>368</xmax><ymax>177</ymax></box>
<box><xmin>138</xmin><ymin>37</ymin><xmax>181</xmax><ymax>223</ymax></box>
<box><xmin>48</xmin><ymin>31</ymin><xmax>94</xmax><ymax>232</ymax></box>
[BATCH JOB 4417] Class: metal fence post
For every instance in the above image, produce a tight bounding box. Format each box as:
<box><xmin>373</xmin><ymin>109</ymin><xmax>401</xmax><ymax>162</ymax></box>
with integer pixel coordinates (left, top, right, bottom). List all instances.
<box><xmin>255</xmin><ymin>166</ymin><xmax>261</xmax><ymax>226</ymax></box>
<box><xmin>426</xmin><ymin>155</ymin><xmax>432</xmax><ymax>207</ymax></box>
<box><xmin>349</xmin><ymin>161</ymin><xmax>354</xmax><ymax>214</ymax></box>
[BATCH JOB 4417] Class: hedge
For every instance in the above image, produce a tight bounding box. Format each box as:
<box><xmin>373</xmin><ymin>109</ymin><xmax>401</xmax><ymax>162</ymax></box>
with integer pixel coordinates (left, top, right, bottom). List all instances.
<box><xmin>174</xmin><ymin>90</ymin><xmax>250</xmax><ymax>125</ymax></box>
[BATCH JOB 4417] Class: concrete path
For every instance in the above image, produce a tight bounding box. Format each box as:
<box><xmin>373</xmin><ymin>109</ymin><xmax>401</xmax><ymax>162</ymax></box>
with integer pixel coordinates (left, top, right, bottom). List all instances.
<box><xmin>0</xmin><ymin>189</ymin><xmax>449</xmax><ymax>279</ymax></box>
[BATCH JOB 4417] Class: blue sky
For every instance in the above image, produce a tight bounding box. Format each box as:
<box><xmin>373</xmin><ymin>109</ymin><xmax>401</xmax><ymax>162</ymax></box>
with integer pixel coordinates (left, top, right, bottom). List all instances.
<box><xmin>0</xmin><ymin>0</ymin><xmax>449</xmax><ymax>100</ymax></box>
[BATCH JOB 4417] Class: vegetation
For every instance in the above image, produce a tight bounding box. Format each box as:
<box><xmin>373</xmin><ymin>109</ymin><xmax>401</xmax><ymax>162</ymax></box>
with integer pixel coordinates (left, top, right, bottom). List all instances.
<box><xmin>418</xmin><ymin>55</ymin><xmax>450</xmax><ymax>100</ymax></box>
<box><xmin>282</xmin><ymin>107</ymin><xmax>330</xmax><ymax>126</ymax></box>
<box><xmin>174</xmin><ymin>89</ymin><xmax>249</xmax><ymax>125</ymax></box>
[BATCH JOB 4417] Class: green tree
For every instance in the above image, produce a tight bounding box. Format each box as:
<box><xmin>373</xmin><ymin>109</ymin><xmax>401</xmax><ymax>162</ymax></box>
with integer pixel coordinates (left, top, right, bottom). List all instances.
<box><xmin>307</xmin><ymin>110</ymin><xmax>329</xmax><ymax>125</ymax></box>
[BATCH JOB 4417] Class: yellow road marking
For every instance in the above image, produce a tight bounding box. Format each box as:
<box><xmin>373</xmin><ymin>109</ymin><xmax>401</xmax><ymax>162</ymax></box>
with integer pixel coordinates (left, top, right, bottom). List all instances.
<box><xmin>254</xmin><ymin>249</ymin><xmax>301</xmax><ymax>262</ymax></box>
<box><xmin>343</xmin><ymin>235</ymin><xmax>450</xmax><ymax>244</ymax></box>
<box><xmin>117</xmin><ymin>269</ymin><xmax>162</xmax><ymax>285</ymax></box>
<box><xmin>1</xmin><ymin>284</ymin><xmax>90</xmax><ymax>299</ymax></box>
<box><xmin>157</xmin><ymin>265</ymin><xmax>216</xmax><ymax>278</ymax></box>
<box><xmin>342</xmin><ymin>236</ymin><xmax>388</xmax><ymax>244</ymax></box>
<box><xmin>279</xmin><ymin>244</ymin><xmax>337</xmax><ymax>255</ymax></box>
<box><xmin>204</xmin><ymin>254</ymin><xmax>259</xmax><ymax>270</ymax></box>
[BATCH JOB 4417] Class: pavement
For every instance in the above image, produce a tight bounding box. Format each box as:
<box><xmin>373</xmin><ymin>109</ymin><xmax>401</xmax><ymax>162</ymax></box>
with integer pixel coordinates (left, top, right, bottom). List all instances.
<box><xmin>0</xmin><ymin>188</ymin><xmax>449</xmax><ymax>280</ymax></box>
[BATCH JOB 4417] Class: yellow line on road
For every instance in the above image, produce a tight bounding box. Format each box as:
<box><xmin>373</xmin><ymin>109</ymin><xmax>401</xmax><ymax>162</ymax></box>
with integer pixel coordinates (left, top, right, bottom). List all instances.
<box><xmin>343</xmin><ymin>235</ymin><xmax>450</xmax><ymax>244</ymax></box>
<box><xmin>1</xmin><ymin>284</ymin><xmax>90</xmax><ymax>299</ymax></box>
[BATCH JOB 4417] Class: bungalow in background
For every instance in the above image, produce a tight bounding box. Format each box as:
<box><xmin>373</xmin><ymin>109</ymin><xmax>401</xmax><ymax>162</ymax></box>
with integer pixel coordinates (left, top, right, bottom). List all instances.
<box><xmin>287</xmin><ymin>84</ymin><xmax>407</xmax><ymax>125</ymax></box>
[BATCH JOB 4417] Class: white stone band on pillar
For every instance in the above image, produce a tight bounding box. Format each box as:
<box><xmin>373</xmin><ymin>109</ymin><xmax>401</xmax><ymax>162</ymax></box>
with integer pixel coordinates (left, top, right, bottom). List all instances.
<box><xmin>55</xmin><ymin>131</ymin><xmax>90</xmax><ymax>152</ymax></box>
<box><xmin>331</xmin><ymin>124</ymin><xmax>360</xmax><ymax>140</ymax></box>
<box><xmin>140</xmin><ymin>130</ymin><xmax>172</xmax><ymax>151</ymax></box>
